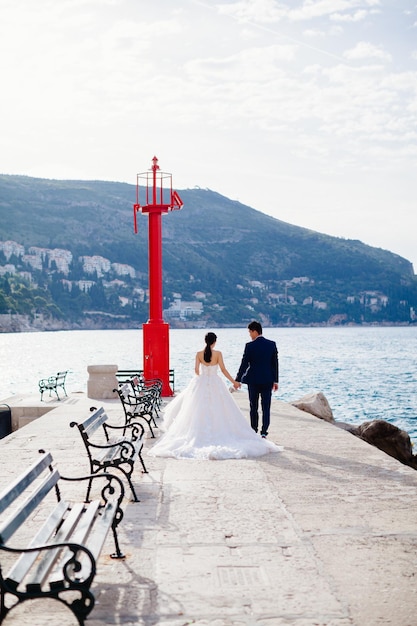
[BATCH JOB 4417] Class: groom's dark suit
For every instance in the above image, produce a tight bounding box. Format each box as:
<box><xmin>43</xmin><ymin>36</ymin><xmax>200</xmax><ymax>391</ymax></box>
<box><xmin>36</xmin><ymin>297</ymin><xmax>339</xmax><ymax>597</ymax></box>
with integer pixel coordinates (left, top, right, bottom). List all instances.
<box><xmin>236</xmin><ymin>335</ymin><xmax>279</xmax><ymax>436</ymax></box>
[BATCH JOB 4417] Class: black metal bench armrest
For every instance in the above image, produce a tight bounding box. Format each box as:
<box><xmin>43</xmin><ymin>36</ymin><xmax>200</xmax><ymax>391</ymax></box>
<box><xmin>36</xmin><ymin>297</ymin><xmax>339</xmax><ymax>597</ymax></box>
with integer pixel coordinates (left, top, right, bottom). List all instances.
<box><xmin>60</xmin><ymin>472</ymin><xmax>125</xmax><ymax>507</ymax></box>
<box><xmin>103</xmin><ymin>421</ymin><xmax>145</xmax><ymax>439</ymax></box>
<box><xmin>0</xmin><ymin>540</ymin><xmax>96</xmax><ymax>587</ymax></box>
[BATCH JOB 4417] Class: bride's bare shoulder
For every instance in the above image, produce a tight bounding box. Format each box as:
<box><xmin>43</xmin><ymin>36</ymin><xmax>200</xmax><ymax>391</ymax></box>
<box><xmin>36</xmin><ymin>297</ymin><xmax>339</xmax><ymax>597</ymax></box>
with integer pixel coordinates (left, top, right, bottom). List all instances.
<box><xmin>211</xmin><ymin>349</ymin><xmax>222</xmax><ymax>363</ymax></box>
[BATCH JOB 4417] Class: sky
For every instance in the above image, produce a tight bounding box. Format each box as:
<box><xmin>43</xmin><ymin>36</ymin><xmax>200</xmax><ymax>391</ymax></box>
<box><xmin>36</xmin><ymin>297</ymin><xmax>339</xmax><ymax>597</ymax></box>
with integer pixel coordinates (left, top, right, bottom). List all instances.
<box><xmin>1</xmin><ymin>0</ymin><xmax>416</xmax><ymax>270</ymax></box>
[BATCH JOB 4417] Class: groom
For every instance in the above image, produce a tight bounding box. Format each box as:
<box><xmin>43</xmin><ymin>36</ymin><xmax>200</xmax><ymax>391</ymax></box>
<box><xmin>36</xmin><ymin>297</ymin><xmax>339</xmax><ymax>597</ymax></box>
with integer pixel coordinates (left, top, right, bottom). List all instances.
<box><xmin>234</xmin><ymin>321</ymin><xmax>279</xmax><ymax>438</ymax></box>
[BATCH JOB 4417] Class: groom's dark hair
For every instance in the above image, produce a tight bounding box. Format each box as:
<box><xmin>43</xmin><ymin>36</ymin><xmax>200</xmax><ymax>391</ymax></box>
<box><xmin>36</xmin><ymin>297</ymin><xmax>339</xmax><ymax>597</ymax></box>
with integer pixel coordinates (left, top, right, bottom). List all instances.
<box><xmin>248</xmin><ymin>321</ymin><xmax>262</xmax><ymax>334</ymax></box>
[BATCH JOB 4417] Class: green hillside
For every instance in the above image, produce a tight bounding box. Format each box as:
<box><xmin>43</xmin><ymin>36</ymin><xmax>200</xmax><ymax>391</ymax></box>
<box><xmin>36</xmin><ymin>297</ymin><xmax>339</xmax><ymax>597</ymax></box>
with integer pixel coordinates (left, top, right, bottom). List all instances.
<box><xmin>0</xmin><ymin>174</ymin><xmax>415</xmax><ymax>329</ymax></box>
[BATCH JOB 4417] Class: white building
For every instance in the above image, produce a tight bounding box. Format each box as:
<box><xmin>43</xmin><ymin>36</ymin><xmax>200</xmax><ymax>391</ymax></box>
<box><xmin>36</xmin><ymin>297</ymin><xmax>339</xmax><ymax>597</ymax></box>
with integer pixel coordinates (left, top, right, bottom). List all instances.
<box><xmin>0</xmin><ymin>241</ymin><xmax>25</xmax><ymax>260</ymax></box>
<box><xmin>164</xmin><ymin>297</ymin><xmax>203</xmax><ymax>320</ymax></box>
<box><xmin>112</xmin><ymin>263</ymin><xmax>135</xmax><ymax>278</ymax></box>
<box><xmin>80</xmin><ymin>256</ymin><xmax>111</xmax><ymax>277</ymax></box>
<box><xmin>48</xmin><ymin>249</ymin><xmax>73</xmax><ymax>274</ymax></box>
<box><xmin>0</xmin><ymin>264</ymin><xmax>16</xmax><ymax>276</ymax></box>
<box><xmin>22</xmin><ymin>254</ymin><xmax>43</xmax><ymax>271</ymax></box>
<box><xmin>78</xmin><ymin>280</ymin><xmax>95</xmax><ymax>292</ymax></box>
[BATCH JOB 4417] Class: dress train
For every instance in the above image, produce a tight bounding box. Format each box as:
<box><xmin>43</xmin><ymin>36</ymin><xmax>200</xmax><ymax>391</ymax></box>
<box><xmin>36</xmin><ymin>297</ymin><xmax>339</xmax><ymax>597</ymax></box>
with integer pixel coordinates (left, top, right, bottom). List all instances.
<box><xmin>148</xmin><ymin>364</ymin><xmax>283</xmax><ymax>460</ymax></box>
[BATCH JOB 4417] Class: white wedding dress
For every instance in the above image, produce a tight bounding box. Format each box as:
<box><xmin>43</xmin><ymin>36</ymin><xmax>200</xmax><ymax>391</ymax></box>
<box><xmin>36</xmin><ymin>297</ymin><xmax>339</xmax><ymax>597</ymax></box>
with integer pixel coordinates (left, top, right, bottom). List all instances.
<box><xmin>148</xmin><ymin>364</ymin><xmax>282</xmax><ymax>460</ymax></box>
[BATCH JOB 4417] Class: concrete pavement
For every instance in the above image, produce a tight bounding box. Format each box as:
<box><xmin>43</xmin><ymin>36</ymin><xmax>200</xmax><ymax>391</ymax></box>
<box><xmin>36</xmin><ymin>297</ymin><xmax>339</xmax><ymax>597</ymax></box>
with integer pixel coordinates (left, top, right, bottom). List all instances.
<box><xmin>0</xmin><ymin>389</ymin><xmax>416</xmax><ymax>625</ymax></box>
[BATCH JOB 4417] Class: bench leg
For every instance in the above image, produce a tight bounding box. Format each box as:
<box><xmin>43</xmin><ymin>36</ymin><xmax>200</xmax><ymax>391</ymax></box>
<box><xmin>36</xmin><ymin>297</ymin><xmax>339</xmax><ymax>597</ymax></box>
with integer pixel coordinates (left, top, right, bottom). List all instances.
<box><xmin>138</xmin><ymin>451</ymin><xmax>148</xmax><ymax>474</ymax></box>
<box><xmin>125</xmin><ymin>473</ymin><xmax>140</xmax><ymax>502</ymax></box>
<box><xmin>114</xmin><ymin>464</ymin><xmax>140</xmax><ymax>502</ymax></box>
<box><xmin>110</xmin><ymin>526</ymin><xmax>125</xmax><ymax>560</ymax></box>
<box><xmin>86</xmin><ymin>476</ymin><xmax>93</xmax><ymax>503</ymax></box>
<box><xmin>147</xmin><ymin>419</ymin><xmax>155</xmax><ymax>438</ymax></box>
<box><xmin>47</xmin><ymin>387</ymin><xmax>60</xmax><ymax>400</ymax></box>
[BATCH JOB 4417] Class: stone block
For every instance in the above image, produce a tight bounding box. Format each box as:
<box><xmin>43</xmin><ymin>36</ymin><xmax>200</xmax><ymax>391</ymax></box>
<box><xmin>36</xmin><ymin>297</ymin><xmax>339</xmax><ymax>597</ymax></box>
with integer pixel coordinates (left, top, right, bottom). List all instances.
<box><xmin>87</xmin><ymin>364</ymin><xmax>118</xmax><ymax>400</ymax></box>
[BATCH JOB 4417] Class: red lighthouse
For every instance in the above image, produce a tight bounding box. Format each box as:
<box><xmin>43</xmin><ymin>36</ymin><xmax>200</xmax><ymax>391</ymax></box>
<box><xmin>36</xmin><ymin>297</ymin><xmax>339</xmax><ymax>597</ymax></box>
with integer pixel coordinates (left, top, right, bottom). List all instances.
<box><xmin>133</xmin><ymin>156</ymin><xmax>183</xmax><ymax>396</ymax></box>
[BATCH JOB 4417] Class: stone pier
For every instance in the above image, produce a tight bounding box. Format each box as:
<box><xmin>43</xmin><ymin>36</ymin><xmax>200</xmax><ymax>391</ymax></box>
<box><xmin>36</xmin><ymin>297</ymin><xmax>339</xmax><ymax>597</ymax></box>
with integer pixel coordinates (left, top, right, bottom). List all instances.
<box><xmin>0</xmin><ymin>390</ymin><xmax>416</xmax><ymax>625</ymax></box>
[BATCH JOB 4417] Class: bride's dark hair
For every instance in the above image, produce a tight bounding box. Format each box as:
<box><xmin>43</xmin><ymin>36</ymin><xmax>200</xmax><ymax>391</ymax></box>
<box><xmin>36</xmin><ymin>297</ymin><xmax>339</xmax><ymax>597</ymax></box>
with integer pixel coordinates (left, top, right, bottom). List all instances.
<box><xmin>204</xmin><ymin>332</ymin><xmax>217</xmax><ymax>363</ymax></box>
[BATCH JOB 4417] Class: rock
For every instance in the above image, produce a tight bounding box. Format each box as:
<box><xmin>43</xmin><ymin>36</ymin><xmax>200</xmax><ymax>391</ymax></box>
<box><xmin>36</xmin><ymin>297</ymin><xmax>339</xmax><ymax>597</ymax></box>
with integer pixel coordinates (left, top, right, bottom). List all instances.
<box><xmin>334</xmin><ymin>421</ymin><xmax>360</xmax><ymax>434</ymax></box>
<box><xmin>291</xmin><ymin>392</ymin><xmax>417</xmax><ymax>470</ymax></box>
<box><xmin>291</xmin><ymin>392</ymin><xmax>334</xmax><ymax>423</ymax></box>
<box><xmin>355</xmin><ymin>420</ymin><xmax>415</xmax><ymax>467</ymax></box>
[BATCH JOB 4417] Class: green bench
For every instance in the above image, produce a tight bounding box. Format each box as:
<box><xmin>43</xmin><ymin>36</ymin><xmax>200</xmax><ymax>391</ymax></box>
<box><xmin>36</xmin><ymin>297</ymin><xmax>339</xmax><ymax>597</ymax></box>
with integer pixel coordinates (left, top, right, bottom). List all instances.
<box><xmin>38</xmin><ymin>370</ymin><xmax>68</xmax><ymax>401</ymax></box>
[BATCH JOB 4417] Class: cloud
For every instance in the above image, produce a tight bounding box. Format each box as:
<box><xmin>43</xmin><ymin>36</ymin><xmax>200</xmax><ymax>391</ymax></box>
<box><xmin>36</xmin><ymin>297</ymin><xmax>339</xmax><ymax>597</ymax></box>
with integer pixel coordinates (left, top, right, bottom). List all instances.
<box><xmin>344</xmin><ymin>41</ymin><xmax>392</xmax><ymax>62</ymax></box>
<box><xmin>303</xmin><ymin>28</ymin><xmax>326</xmax><ymax>37</ymax></box>
<box><xmin>331</xmin><ymin>10</ymin><xmax>370</xmax><ymax>22</ymax></box>
<box><xmin>216</xmin><ymin>0</ymin><xmax>286</xmax><ymax>24</ymax></box>
<box><xmin>277</xmin><ymin>0</ymin><xmax>380</xmax><ymax>22</ymax></box>
<box><xmin>215</xmin><ymin>0</ymin><xmax>381</xmax><ymax>24</ymax></box>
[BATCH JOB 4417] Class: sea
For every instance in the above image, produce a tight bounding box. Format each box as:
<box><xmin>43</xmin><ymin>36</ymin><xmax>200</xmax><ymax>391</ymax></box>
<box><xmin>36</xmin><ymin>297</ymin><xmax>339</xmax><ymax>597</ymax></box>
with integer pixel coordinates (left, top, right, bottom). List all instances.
<box><xmin>0</xmin><ymin>326</ymin><xmax>416</xmax><ymax>445</ymax></box>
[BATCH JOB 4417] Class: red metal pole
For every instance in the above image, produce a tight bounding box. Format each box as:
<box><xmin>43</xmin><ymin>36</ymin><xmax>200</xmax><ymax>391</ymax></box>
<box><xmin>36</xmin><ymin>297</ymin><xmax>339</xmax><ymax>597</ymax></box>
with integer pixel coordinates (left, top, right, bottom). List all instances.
<box><xmin>148</xmin><ymin>209</ymin><xmax>163</xmax><ymax>323</ymax></box>
<box><xmin>147</xmin><ymin>157</ymin><xmax>163</xmax><ymax>323</ymax></box>
<box><xmin>134</xmin><ymin>156</ymin><xmax>182</xmax><ymax>397</ymax></box>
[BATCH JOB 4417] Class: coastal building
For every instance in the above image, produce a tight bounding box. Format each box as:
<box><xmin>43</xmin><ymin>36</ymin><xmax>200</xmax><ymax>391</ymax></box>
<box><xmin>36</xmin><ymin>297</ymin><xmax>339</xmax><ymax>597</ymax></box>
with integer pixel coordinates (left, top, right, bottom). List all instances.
<box><xmin>0</xmin><ymin>264</ymin><xmax>16</xmax><ymax>276</ymax></box>
<box><xmin>47</xmin><ymin>248</ymin><xmax>73</xmax><ymax>274</ymax></box>
<box><xmin>22</xmin><ymin>254</ymin><xmax>43</xmax><ymax>271</ymax></box>
<box><xmin>111</xmin><ymin>263</ymin><xmax>136</xmax><ymax>278</ymax></box>
<box><xmin>80</xmin><ymin>255</ymin><xmax>111</xmax><ymax>277</ymax></box>
<box><xmin>0</xmin><ymin>240</ymin><xmax>25</xmax><ymax>260</ymax></box>
<box><xmin>78</xmin><ymin>280</ymin><xmax>95</xmax><ymax>292</ymax></box>
<box><xmin>163</xmin><ymin>297</ymin><xmax>203</xmax><ymax>320</ymax></box>
<box><xmin>27</xmin><ymin>246</ymin><xmax>73</xmax><ymax>275</ymax></box>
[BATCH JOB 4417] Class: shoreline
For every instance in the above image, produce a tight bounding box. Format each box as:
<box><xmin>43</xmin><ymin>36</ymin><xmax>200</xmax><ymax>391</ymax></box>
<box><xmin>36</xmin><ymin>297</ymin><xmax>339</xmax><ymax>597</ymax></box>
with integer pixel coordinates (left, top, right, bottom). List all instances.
<box><xmin>0</xmin><ymin>313</ymin><xmax>415</xmax><ymax>333</ymax></box>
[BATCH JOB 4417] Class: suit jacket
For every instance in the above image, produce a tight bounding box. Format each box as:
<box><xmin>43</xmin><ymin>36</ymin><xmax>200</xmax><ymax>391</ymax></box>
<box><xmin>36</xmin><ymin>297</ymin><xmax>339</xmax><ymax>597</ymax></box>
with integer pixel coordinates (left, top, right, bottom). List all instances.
<box><xmin>236</xmin><ymin>336</ymin><xmax>279</xmax><ymax>386</ymax></box>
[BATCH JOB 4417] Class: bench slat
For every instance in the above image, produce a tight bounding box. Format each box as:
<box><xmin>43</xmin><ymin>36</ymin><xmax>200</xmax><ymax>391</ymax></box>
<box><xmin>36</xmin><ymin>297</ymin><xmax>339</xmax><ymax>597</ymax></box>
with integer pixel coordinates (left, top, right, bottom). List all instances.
<box><xmin>94</xmin><ymin>446</ymin><xmax>123</xmax><ymax>465</ymax></box>
<box><xmin>77</xmin><ymin>407</ymin><xmax>107</xmax><ymax>438</ymax></box>
<box><xmin>4</xmin><ymin>499</ymin><xmax>68</xmax><ymax>586</ymax></box>
<box><xmin>49</xmin><ymin>500</ymin><xmax>102</xmax><ymax>585</ymax></box>
<box><xmin>0</xmin><ymin>452</ymin><xmax>54</xmax><ymax>515</ymax></box>
<box><xmin>25</xmin><ymin>502</ymin><xmax>87</xmax><ymax>587</ymax></box>
<box><xmin>63</xmin><ymin>501</ymin><xmax>117</xmax><ymax>582</ymax></box>
<box><xmin>92</xmin><ymin>438</ymin><xmax>140</xmax><ymax>464</ymax></box>
<box><xmin>0</xmin><ymin>469</ymin><xmax>60</xmax><ymax>545</ymax></box>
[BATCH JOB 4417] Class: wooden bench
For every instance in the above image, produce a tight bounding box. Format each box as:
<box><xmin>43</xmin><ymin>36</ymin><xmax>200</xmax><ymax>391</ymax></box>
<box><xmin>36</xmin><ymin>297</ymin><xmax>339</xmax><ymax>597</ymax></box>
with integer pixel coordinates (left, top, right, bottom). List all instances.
<box><xmin>0</xmin><ymin>450</ymin><xmax>125</xmax><ymax>626</ymax></box>
<box><xmin>126</xmin><ymin>374</ymin><xmax>163</xmax><ymax>416</ymax></box>
<box><xmin>38</xmin><ymin>370</ymin><xmax>68</xmax><ymax>401</ymax></box>
<box><xmin>114</xmin><ymin>382</ymin><xmax>159</xmax><ymax>438</ymax></box>
<box><xmin>70</xmin><ymin>406</ymin><xmax>147</xmax><ymax>503</ymax></box>
<box><xmin>116</xmin><ymin>368</ymin><xmax>174</xmax><ymax>393</ymax></box>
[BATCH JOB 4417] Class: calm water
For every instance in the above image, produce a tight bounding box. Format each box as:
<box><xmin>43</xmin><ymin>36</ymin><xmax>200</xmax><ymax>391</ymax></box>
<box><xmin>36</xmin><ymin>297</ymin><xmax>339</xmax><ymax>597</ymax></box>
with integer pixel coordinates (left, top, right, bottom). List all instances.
<box><xmin>0</xmin><ymin>326</ymin><xmax>416</xmax><ymax>444</ymax></box>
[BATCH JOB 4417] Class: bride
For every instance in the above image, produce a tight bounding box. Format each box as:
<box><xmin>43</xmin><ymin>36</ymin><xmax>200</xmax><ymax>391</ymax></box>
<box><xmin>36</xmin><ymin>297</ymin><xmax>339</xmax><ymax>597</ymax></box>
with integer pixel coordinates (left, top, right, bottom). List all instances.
<box><xmin>147</xmin><ymin>332</ymin><xmax>282</xmax><ymax>460</ymax></box>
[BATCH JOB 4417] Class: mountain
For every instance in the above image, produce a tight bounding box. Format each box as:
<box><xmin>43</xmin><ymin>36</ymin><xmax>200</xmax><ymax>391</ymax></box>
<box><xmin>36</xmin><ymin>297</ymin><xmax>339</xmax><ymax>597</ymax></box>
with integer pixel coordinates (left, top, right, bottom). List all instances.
<box><xmin>0</xmin><ymin>174</ymin><xmax>416</xmax><ymax>329</ymax></box>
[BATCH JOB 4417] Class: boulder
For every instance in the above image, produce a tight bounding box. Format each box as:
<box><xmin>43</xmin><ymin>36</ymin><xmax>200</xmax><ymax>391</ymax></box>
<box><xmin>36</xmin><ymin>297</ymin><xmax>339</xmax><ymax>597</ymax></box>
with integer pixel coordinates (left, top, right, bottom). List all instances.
<box><xmin>291</xmin><ymin>392</ymin><xmax>417</xmax><ymax>470</ymax></box>
<box><xmin>291</xmin><ymin>392</ymin><xmax>334</xmax><ymax>423</ymax></box>
<box><xmin>355</xmin><ymin>420</ymin><xmax>415</xmax><ymax>467</ymax></box>
<box><xmin>334</xmin><ymin>421</ymin><xmax>360</xmax><ymax>434</ymax></box>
